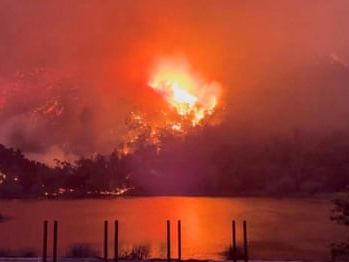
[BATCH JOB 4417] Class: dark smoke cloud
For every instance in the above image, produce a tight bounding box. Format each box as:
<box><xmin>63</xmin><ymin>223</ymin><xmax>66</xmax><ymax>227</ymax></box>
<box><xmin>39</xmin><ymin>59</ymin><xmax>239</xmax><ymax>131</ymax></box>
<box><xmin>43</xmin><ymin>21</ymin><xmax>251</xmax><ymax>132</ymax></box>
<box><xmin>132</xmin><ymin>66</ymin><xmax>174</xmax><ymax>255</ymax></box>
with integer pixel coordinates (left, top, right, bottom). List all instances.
<box><xmin>0</xmin><ymin>0</ymin><xmax>349</xmax><ymax>164</ymax></box>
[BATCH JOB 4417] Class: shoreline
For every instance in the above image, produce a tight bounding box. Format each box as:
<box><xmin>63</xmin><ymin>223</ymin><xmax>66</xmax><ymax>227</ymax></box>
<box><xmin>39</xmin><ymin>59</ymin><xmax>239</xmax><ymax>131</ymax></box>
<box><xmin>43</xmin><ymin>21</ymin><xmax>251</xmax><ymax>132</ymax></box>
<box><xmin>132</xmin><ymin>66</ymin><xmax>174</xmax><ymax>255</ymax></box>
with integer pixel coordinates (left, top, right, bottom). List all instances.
<box><xmin>0</xmin><ymin>192</ymin><xmax>340</xmax><ymax>201</ymax></box>
<box><xmin>0</xmin><ymin>258</ymin><xmax>306</xmax><ymax>262</ymax></box>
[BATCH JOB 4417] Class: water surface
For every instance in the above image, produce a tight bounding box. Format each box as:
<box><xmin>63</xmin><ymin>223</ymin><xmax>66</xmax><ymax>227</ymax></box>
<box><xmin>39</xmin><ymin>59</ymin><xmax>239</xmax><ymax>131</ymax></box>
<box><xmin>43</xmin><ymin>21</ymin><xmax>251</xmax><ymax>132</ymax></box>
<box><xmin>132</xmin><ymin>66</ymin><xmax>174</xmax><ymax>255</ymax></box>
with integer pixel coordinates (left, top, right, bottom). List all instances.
<box><xmin>0</xmin><ymin>197</ymin><xmax>346</xmax><ymax>260</ymax></box>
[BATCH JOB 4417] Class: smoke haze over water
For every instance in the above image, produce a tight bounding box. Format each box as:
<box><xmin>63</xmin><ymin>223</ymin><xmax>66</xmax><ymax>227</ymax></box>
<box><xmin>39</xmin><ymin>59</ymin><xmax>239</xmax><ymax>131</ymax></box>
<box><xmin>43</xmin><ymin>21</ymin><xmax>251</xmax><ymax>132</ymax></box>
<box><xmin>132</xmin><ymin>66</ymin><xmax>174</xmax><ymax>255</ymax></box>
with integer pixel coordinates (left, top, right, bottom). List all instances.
<box><xmin>1</xmin><ymin>0</ymin><xmax>349</xmax><ymax>164</ymax></box>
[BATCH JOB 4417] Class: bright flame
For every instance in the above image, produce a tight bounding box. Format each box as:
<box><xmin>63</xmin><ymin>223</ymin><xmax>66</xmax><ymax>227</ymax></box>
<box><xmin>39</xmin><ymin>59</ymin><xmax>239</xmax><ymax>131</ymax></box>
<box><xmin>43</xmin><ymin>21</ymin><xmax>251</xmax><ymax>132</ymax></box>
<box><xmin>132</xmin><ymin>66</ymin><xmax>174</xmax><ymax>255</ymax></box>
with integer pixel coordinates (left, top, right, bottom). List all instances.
<box><xmin>118</xmin><ymin>57</ymin><xmax>222</xmax><ymax>156</ymax></box>
<box><xmin>148</xmin><ymin>57</ymin><xmax>221</xmax><ymax>125</ymax></box>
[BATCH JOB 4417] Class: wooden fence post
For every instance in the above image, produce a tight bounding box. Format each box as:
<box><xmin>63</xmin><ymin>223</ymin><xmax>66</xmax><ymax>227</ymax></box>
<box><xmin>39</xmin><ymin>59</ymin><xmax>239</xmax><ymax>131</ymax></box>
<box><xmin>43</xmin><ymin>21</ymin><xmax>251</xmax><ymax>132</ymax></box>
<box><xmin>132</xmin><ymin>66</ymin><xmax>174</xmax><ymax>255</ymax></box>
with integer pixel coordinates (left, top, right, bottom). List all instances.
<box><xmin>177</xmin><ymin>220</ymin><xmax>181</xmax><ymax>261</ymax></box>
<box><xmin>42</xmin><ymin>220</ymin><xmax>48</xmax><ymax>262</ymax></box>
<box><xmin>53</xmin><ymin>221</ymin><xmax>58</xmax><ymax>262</ymax></box>
<box><xmin>167</xmin><ymin>220</ymin><xmax>171</xmax><ymax>261</ymax></box>
<box><xmin>232</xmin><ymin>220</ymin><xmax>237</xmax><ymax>262</ymax></box>
<box><xmin>104</xmin><ymin>220</ymin><xmax>108</xmax><ymax>262</ymax></box>
<box><xmin>114</xmin><ymin>220</ymin><xmax>118</xmax><ymax>262</ymax></box>
<box><xmin>243</xmin><ymin>220</ymin><xmax>248</xmax><ymax>262</ymax></box>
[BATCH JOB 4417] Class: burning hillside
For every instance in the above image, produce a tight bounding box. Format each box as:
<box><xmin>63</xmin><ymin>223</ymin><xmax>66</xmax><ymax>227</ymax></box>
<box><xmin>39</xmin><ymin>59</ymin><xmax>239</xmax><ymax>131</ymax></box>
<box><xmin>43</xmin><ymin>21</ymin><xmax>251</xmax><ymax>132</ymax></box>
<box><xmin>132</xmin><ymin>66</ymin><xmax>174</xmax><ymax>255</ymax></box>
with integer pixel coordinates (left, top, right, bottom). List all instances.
<box><xmin>148</xmin><ymin>57</ymin><xmax>222</xmax><ymax>127</ymax></box>
<box><xmin>118</xmin><ymin>57</ymin><xmax>223</xmax><ymax>156</ymax></box>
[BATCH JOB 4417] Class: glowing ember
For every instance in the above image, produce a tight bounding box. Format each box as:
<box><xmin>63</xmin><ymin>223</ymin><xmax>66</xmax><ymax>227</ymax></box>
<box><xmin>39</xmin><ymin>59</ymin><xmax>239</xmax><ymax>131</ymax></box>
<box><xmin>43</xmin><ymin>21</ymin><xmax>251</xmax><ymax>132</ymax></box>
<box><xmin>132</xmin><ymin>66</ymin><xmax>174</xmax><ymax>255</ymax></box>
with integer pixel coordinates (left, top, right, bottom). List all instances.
<box><xmin>148</xmin><ymin>57</ymin><xmax>221</xmax><ymax>126</ymax></box>
<box><xmin>171</xmin><ymin>123</ymin><xmax>182</xmax><ymax>132</ymax></box>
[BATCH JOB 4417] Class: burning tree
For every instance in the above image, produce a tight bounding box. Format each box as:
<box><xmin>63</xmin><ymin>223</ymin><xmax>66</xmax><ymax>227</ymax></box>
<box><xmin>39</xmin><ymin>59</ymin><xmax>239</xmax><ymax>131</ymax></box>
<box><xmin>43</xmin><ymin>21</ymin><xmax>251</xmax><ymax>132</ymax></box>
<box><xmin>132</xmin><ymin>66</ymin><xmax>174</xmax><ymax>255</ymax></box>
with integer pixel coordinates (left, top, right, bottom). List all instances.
<box><xmin>117</xmin><ymin>56</ymin><xmax>222</xmax><ymax>157</ymax></box>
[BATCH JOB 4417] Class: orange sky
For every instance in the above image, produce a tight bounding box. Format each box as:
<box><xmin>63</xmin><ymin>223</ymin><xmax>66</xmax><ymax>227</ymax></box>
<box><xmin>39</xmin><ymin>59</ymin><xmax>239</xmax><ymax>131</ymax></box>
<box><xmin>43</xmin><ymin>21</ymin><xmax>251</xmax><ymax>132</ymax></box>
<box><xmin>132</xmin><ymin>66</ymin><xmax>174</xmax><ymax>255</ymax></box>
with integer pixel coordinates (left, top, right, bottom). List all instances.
<box><xmin>1</xmin><ymin>0</ymin><xmax>349</xmax><ymax>161</ymax></box>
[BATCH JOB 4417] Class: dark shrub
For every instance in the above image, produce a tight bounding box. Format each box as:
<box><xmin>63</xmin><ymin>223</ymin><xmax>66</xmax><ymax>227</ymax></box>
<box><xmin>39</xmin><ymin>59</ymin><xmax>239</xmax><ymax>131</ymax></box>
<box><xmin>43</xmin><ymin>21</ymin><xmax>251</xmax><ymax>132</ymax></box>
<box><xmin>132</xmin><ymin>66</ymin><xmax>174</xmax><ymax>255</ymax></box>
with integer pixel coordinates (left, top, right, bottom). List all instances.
<box><xmin>330</xmin><ymin>190</ymin><xmax>349</xmax><ymax>261</ymax></box>
<box><xmin>0</xmin><ymin>248</ymin><xmax>37</xmax><ymax>257</ymax></box>
<box><xmin>221</xmin><ymin>245</ymin><xmax>245</xmax><ymax>260</ymax></box>
<box><xmin>119</xmin><ymin>245</ymin><xmax>150</xmax><ymax>260</ymax></box>
<box><xmin>65</xmin><ymin>243</ymin><xmax>99</xmax><ymax>258</ymax></box>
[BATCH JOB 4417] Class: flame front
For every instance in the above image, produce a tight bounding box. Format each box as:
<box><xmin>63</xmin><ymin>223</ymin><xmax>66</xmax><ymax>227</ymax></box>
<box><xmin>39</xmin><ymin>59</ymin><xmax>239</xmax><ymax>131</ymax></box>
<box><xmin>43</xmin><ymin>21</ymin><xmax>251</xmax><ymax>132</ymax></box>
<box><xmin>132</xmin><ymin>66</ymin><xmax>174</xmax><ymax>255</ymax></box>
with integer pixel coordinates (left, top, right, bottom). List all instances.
<box><xmin>148</xmin><ymin>57</ymin><xmax>221</xmax><ymax>126</ymax></box>
<box><xmin>118</xmin><ymin>57</ymin><xmax>222</xmax><ymax>156</ymax></box>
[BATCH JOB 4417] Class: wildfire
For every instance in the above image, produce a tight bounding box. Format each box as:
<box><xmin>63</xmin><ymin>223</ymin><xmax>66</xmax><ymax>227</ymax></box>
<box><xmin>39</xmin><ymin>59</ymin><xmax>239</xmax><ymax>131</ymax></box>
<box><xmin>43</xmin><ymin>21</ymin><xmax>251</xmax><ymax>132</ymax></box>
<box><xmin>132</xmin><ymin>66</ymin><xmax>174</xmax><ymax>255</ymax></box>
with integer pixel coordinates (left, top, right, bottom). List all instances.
<box><xmin>117</xmin><ymin>57</ymin><xmax>222</xmax><ymax>156</ymax></box>
<box><xmin>148</xmin><ymin>57</ymin><xmax>221</xmax><ymax>126</ymax></box>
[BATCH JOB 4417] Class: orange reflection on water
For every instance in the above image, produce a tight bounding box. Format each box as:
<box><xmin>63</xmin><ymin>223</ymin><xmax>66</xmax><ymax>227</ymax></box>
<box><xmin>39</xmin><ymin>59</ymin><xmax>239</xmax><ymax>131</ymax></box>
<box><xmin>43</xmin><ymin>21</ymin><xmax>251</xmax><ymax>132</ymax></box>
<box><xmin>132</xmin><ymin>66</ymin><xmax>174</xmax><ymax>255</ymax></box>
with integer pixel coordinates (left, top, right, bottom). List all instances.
<box><xmin>0</xmin><ymin>197</ymin><xmax>346</xmax><ymax>260</ymax></box>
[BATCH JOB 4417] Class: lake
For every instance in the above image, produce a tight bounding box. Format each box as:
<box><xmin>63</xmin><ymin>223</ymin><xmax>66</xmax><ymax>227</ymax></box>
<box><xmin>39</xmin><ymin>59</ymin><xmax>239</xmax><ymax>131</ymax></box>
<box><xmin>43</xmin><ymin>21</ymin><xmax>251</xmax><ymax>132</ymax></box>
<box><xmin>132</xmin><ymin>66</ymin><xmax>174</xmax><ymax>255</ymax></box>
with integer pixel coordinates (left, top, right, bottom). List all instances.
<box><xmin>0</xmin><ymin>197</ymin><xmax>346</xmax><ymax>260</ymax></box>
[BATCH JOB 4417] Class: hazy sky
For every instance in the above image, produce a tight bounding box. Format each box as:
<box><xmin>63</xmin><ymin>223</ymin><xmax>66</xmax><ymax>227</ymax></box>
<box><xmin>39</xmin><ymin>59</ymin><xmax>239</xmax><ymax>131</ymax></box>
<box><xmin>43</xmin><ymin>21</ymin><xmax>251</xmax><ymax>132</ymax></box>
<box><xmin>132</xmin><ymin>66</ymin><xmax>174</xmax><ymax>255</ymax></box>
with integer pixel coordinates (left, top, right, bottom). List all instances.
<box><xmin>1</xmin><ymin>0</ymin><xmax>349</xmax><ymax>163</ymax></box>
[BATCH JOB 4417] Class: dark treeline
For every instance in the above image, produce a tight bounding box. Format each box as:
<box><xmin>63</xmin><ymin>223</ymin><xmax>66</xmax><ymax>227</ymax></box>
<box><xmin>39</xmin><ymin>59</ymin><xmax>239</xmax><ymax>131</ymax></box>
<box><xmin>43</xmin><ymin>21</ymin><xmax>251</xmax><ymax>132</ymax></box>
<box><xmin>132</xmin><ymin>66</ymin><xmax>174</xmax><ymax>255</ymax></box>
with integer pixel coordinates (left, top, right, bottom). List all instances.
<box><xmin>1</xmin><ymin>129</ymin><xmax>349</xmax><ymax>198</ymax></box>
<box><xmin>127</xmin><ymin>128</ymin><xmax>349</xmax><ymax>195</ymax></box>
<box><xmin>0</xmin><ymin>144</ymin><xmax>131</xmax><ymax>198</ymax></box>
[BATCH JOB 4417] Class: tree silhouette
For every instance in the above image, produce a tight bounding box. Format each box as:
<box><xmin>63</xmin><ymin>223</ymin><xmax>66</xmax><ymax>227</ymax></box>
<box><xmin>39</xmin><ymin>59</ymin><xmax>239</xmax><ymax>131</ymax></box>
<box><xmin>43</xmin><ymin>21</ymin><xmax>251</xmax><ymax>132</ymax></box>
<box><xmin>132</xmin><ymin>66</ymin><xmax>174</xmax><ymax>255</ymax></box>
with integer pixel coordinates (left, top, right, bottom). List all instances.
<box><xmin>330</xmin><ymin>190</ymin><xmax>349</xmax><ymax>260</ymax></box>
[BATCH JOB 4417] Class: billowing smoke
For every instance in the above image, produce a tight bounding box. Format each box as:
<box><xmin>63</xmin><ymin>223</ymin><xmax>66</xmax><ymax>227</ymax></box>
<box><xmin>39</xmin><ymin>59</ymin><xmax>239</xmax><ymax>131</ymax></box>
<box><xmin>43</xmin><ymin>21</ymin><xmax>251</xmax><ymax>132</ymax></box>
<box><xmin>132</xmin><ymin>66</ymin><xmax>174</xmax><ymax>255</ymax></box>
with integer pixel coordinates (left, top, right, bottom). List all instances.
<box><xmin>1</xmin><ymin>0</ymin><xmax>349</xmax><ymax>166</ymax></box>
